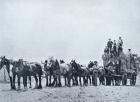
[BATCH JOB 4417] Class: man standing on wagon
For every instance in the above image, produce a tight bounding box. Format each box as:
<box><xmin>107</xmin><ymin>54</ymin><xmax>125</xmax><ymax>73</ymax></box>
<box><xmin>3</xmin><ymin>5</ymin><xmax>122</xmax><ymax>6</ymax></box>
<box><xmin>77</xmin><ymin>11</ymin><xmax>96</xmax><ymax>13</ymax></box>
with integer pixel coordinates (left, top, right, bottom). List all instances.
<box><xmin>117</xmin><ymin>36</ymin><xmax>123</xmax><ymax>56</ymax></box>
<box><xmin>126</xmin><ymin>49</ymin><xmax>133</xmax><ymax>69</ymax></box>
<box><xmin>107</xmin><ymin>38</ymin><xmax>113</xmax><ymax>54</ymax></box>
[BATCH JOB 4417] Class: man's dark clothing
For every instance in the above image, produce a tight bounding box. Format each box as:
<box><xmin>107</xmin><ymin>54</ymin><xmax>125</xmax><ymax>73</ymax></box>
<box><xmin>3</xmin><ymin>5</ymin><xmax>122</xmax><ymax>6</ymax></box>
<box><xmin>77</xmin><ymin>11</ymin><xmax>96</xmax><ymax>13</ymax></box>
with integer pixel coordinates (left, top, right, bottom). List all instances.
<box><xmin>107</xmin><ymin>40</ymin><xmax>113</xmax><ymax>53</ymax></box>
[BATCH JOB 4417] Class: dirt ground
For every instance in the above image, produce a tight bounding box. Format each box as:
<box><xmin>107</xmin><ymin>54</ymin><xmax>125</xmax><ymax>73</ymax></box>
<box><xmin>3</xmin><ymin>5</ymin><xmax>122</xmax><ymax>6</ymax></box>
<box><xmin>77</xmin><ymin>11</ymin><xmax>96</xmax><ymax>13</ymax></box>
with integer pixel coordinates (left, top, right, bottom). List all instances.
<box><xmin>1</xmin><ymin>76</ymin><xmax>140</xmax><ymax>102</ymax></box>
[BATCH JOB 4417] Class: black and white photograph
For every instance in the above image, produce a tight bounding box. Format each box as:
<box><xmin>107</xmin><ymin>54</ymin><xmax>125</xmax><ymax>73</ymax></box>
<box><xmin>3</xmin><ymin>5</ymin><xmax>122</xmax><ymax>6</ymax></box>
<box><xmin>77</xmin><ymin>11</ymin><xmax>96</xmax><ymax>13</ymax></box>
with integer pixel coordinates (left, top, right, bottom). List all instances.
<box><xmin>0</xmin><ymin>0</ymin><xmax>140</xmax><ymax>102</ymax></box>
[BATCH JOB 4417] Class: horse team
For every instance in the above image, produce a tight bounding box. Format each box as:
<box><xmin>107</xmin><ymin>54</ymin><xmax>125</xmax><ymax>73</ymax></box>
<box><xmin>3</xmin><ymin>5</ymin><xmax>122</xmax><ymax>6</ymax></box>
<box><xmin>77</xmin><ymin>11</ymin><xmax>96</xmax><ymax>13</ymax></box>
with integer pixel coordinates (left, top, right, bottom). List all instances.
<box><xmin>0</xmin><ymin>56</ymin><xmax>107</xmax><ymax>90</ymax></box>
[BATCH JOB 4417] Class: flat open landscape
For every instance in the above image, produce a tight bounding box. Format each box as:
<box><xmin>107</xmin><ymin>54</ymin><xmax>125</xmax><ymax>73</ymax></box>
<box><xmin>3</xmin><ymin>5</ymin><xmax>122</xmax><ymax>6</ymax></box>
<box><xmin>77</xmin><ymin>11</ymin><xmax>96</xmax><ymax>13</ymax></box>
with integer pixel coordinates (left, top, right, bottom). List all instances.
<box><xmin>1</xmin><ymin>76</ymin><xmax>140</xmax><ymax>102</ymax></box>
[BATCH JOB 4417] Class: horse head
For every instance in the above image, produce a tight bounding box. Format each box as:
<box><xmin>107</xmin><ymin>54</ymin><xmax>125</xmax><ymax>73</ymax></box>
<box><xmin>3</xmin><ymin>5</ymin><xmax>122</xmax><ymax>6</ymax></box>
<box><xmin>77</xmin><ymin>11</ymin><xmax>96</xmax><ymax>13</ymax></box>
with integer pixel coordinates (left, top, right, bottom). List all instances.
<box><xmin>70</xmin><ymin>60</ymin><xmax>77</xmax><ymax>69</ymax></box>
<box><xmin>60</xmin><ymin>59</ymin><xmax>65</xmax><ymax>64</ymax></box>
<box><xmin>88</xmin><ymin>61</ymin><xmax>94</xmax><ymax>68</ymax></box>
<box><xmin>0</xmin><ymin>56</ymin><xmax>10</xmax><ymax>70</ymax></box>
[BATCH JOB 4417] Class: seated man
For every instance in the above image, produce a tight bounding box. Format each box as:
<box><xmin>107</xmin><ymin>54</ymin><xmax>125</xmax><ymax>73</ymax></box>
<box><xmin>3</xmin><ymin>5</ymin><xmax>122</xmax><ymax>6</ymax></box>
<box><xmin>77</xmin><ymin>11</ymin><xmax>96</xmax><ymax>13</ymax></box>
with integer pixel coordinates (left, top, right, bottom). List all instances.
<box><xmin>104</xmin><ymin>46</ymin><xmax>109</xmax><ymax>54</ymax></box>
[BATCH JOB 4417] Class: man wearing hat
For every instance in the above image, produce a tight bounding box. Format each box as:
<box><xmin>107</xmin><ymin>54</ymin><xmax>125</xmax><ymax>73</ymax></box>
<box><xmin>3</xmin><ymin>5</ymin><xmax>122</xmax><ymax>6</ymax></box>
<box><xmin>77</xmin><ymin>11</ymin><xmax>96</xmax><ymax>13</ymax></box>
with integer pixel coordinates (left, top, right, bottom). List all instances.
<box><xmin>126</xmin><ymin>49</ymin><xmax>133</xmax><ymax>69</ymax></box>
<box><xmin>117</xmin><ymin>36</ymin><xmax>123</xmax><ymax>47</ymax></box>
<box><xmin>113</xmin><ymin>40</ymin><xmax>117</xmax><ymax>57</ymax></box>
<box><xmin>107</xmin><ymin>38</ymin><xmax>113</xmax><ymax>54</ymax></box>
<box><xmin>117</xmin><ymin>37</ymin><xmax>123</xmax><ymax>56</ymax></box>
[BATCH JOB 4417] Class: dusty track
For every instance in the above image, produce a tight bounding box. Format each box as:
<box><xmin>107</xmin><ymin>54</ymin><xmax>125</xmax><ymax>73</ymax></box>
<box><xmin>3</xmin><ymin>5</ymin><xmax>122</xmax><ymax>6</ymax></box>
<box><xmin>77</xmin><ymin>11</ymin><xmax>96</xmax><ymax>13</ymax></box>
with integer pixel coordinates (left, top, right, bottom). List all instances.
<box><xmin>0</xmin><ymin>77</ymin><xmax>140</xmax><ymax>102</ymax></box>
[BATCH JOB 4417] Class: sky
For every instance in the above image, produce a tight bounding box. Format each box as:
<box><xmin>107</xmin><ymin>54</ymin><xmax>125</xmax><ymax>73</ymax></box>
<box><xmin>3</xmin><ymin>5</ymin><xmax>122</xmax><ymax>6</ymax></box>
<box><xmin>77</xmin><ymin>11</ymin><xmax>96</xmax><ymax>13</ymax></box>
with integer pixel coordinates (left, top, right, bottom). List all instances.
<box><xmin>0</xmin><ymin>0</ymin><xmax>140</xmax><ymax>65</ymax></box>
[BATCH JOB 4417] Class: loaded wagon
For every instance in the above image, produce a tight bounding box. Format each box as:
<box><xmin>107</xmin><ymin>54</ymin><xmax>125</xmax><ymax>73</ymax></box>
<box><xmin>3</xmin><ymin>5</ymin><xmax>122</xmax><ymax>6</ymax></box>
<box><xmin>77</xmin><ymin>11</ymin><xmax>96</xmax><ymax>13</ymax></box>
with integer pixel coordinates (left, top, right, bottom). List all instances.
<box><xmin>103</xmin><ymin>53</ymin><xmax>139</xmax><ymax>86</ymax></box>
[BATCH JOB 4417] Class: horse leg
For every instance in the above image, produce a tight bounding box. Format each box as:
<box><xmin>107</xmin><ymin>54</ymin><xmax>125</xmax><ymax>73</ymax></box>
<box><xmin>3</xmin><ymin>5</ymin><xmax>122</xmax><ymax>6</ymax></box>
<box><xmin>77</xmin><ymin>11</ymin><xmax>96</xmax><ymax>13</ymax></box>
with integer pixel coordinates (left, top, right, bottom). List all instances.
<box><xmin>12</xmin><ymin>74</ymin><xmax>16</xmax><ymax>90</ymax></box>
<box><xmin>99</xmin><ymin>77</ymin><xmax>101</xmax><ymax>85</ymax></box>
<box><xmin>85</xmin><ymin>76</ymin><xmax>88</xmax><ymax>85</ymax></box>
<box><xmin>109</xmin><ymin>77</ymin><xmax>112</xmax><ymax>86</ymax></box>
<box><xmin>87</xmin><ymin>76</ymin><xmax>89</xmax><ymax>85</ymax></box>
<box><xmin>23</xmin><ymin>76</ymin><xmax>27</xmax><ymax>89</ymax></box>
<box><xmin>38</xmin><ymin>75</ymin><xmax>42</xmax><ymax>89</ymax></box>
<box><xmin>67</xmin><ymin>74</ymin><xmax>71</xmax><ymax>87</ymax></box>
<box><xmin>67</xmin><ymin>75</ymin><xmax>70</xmax><ymax>87</ymax></box>
<box><xmin>46</xmin><ymin>75</ymin><xmax>48</xmax><ymax>87</ymax></box>
<box><xmin>89</xmin><ymin>76</ymin><xmax>92</xmax><ymax>85</ymax></box>
<box><xmin>92</xmin><ymin>76</ymin><xmax>94</xmax><ymax>85</ymax></box>
<box><xmin>83</xmin><ymin>76</ymin><xmax>85</xmax><ymax>86</ymax></box>
<box><xmin>75</xmin><ymin>76</ymin><xmax>78</xmax><ymax>86</ymax></box>
<box><xmin>49</xmin><ymin>75</ymin><xmax>52</xmax><ymax>86</ymax></box>
<box><xmin>72</xmin><ymin>76</ymin><xmax>75</xmax><ymax>86</ymax></box>
<box><xmin>83</xmin><ymin>76</ymin><xmax>87</xmax><ymax>86</ymax></box>
<box><xmin>79</xmin><ymin>76</ymin><xmax>82</xmax><ymax>86</ymax></box>
<box><xmin>33</xmin><ymin>75</ymin><xmax>38</xmax><ymax>89</ymax></box>
<box><xmin>10</xmin><ymin>76</ymin><xmax>13</xmax><ymax>89</ymax></box>
<box><xmin>103</xmin><ymin>77</ymin><xmax>105</xmax><ymax>85</ymax></box>
<box><xmin>17</xmin><ymin>75</ymin><xmax>21</xmax><ymax>90</ymax></box>
<box><xmin>52</xmin><ymin>75</ymin><xmax>57</xmax><ymax>87</ymax></box>
<box><xmin>64</xmin><ymin>75</ymin><xmax>67</xmax><ymax>86</ymax></box>
<box><xmin>75</xmin><ymin>76</ymin><xmax>77</xmax><ymax>85</ymax></box>
<box><xmin>85</xmin><ymin>75</ymin><xmax>88</xmax><ymax>86</ymax></box>
<box><xmin>102</xmin><ymin>76</ymin><xmax>105</xmax><ymax>85</ymax></box>
<box><xmin>112</xmin><ymin>77</ymin><xmax>114</xmax><ymax>86</ymax></box>
<box><xmin>56</xmin><ymin>76</ymin><xmax>58</xmax><ymax>87</ymax></box>
<box><xmin>8</xmin><ymin>72</ymin><xmax>13</xmax><ymax>90</ymax></box>
<box><xmin>99</xmin><ymin>76</ymin><xmax>103</xmax><ymax>85</ymax></box>
<box><xmin>58</xmin><ymin>75</ymin><xmax>62</xmax><ymax>87</ymax></box>
<box><xmin>28</xmin><ymin>76</ymin><xmax>32</xmax><ymax>88</ymax></box>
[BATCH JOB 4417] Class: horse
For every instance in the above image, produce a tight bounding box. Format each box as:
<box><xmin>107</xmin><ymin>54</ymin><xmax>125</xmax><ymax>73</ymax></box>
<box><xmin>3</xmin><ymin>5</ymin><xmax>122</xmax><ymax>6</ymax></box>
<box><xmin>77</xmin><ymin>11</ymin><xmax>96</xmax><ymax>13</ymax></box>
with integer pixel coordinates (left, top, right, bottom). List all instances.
<box><xmin>0</xmin><ymin>56</ymin><xmax>43</xmax><ymax>90</ymax></box>
<box><xmin>27</xmin><ymin>62</ymin><xmax>43</xmax><ymax>89</ymax></box>
<box><xmin>11</xmin><ymin>59</ymin><xmax>43</xmax><ymax>89</ymax></box>
<box><xmin>0</xmin><ymin>56</ymin><xmax>16</xmax><ymax>89</ymax></box>
<box><xmin>59</xmin><ymin>60</ymin><xmax>73</xmax><ymax>86</ymax></box>
<box><xmin>11</xmin><ymin>60</ymin><xmax>32</xmax><ymax>90</ymax></box>
<box><xmin>43</xmin><ymin>59</ymin><xmax>74</xmax><ymax>87</ymax></box>
<box><xmin>44</xmin><ymin>58</ymin><xmax>62</xmax><ymax>87</ymax></box>
<box><xmin>43</xmin><ymin>60</ymin><xmax>52</xmax><ymax>87</ymax></box>
<box><xmin>70</xmin><ymin>60</ymin><xmax>89</xmax><ymax>86</ymax></box>
<box><xmin>0</xmin><ymin>57</ymin><xmax>30</xmax><ymax>90</ymax></box>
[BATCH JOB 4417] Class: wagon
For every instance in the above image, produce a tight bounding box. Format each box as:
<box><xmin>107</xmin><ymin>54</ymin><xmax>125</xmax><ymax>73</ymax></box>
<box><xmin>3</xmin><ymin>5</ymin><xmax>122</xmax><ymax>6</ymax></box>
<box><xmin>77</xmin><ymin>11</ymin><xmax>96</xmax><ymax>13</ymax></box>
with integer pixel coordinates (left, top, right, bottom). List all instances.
<box><xmin>104</xmin><ymin>65</ymin><xmax>138</xmax><ymax>86</ymax></box>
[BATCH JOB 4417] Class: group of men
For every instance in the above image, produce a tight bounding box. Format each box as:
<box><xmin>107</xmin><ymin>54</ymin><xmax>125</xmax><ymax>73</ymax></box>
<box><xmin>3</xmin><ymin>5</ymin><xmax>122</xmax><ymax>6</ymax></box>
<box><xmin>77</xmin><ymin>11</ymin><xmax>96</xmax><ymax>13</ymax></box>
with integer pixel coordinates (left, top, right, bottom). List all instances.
<box><xmin>102</xmin><ymin>36</ymin><xmax>139</xmax><ymax>71</ymax></box>
<box><xmin>104</xmin><ymin>36</ymin><xmax>123</xmax><ymax>57</ymax></box>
